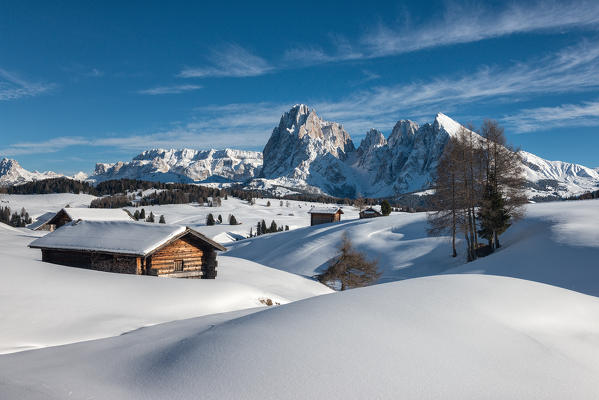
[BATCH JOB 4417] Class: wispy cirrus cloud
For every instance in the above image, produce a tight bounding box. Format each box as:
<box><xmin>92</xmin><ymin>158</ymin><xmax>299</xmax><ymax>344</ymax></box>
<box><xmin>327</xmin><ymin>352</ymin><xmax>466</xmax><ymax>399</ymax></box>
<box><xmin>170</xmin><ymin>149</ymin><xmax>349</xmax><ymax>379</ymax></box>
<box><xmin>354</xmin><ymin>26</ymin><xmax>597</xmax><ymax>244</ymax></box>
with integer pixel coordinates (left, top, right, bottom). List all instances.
<box><xmin>0</xmin><ymin>137</ymin><xmax>89</xmax><ymax>156</ymax></box>
<box><xmin>503</xmin><ymin>100</ymin><xmax>599</xmax><ymax>133</ymax></box>
<box><xmin>138</xmin><ymin>84</ymin><xmax>203</xmax><ymax>95</ymax></box>
<box><xmin>0</xmin><ymin>69</ymin><xmax>55</xmax><ymax>101</ymax></box>
<box><xmin>178</xmin><ymin>43</ymin><xmax>273</xmax><ymax>78</ymax></box>
<box><xmin>285</xmin><ymin>1</ymin><xmax>599</xmax><ymax>66</ymax></box>
<box><xmin>7</xmin><ymin>39</ymin><xmax>599</xmax><ymax>158</ymax></box>
<box><xmin>309</xmin><ymin>39</ymin><xmax>599</xmax><ymax>133</ymax></box>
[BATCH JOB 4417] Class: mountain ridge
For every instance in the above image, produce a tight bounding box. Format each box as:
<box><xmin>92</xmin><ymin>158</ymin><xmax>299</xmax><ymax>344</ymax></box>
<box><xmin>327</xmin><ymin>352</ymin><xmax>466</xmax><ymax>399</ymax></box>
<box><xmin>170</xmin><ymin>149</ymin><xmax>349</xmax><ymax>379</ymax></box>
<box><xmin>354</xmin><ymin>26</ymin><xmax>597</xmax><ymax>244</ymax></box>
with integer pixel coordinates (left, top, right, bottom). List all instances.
<box><xmin>1</xmin><ymin>106</ymin><xmax>598</xmax><ymax>198</ymax></box>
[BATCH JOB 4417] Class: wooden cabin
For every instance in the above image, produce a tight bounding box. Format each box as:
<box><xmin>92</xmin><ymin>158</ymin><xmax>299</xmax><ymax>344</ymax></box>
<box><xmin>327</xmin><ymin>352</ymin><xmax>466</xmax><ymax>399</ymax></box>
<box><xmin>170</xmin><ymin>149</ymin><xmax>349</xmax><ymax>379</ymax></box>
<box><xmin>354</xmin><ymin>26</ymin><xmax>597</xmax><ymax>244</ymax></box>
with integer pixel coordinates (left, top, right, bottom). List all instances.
<box><xmin>359</xmin><ymin>207</ymin><xmax>382</xmax><ymax>219</ymax></box>
<box><xmin>27</xmin><ymin>211</ymin><xmax>57</xmax><ymax>231</ymax></box>
<box><xmin>308</xmin><ymin>207</ymin><xmax>344</xmax><ymax>226</ymax></box>
<box><xmin>29</xmin><ymin>221</ymin><xmax>226</xmax><ymax>278</ymax></box>
<box><xmin>45</xmin><ymin>207</ymin><xmax>134</xmax><ymax>230</ymax></box>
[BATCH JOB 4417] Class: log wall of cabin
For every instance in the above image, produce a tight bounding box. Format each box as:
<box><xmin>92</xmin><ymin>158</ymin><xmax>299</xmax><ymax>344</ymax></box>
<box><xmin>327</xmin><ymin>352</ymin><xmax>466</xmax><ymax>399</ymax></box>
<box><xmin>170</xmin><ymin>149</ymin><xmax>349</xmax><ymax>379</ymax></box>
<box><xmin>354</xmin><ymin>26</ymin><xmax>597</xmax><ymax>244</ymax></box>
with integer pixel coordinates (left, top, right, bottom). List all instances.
<box><xmin>147</xmin><ymin>235</ymin><xmax>218</xmax><ymax>278</ymax></box>
<box><xmin>41</xmin><ymin>249</ymin><xmax>138</xmax><ymax>274</ymax></box>
<box><xmin>311</xmin><ymin>213</ymin><xmax>336</xmax><ymax>226</ymax></box>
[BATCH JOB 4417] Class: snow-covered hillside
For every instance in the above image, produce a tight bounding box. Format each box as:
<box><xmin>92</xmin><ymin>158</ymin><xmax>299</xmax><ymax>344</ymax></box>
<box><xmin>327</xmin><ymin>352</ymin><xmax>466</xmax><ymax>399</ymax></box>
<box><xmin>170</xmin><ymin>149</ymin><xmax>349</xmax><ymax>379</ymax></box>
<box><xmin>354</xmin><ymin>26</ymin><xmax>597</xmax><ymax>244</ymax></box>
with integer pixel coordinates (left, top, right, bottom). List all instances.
<box><xmin>0</xmin><ymin>223</ymin><xmax>331</xmax><ymax>354</ymax></box>
<box><xmin>2</xmin><ymin>274</ymin><xmax>599</xmax><ymax>399</ymax></box>
<box><xmin>0</xmin><ymin>193</ymin><xmax>97</xmax><ymax>218</ymax></box>
<box><xmin>228</xmin><ymin>199</ymin><xmax>599</xmax><ymax>296</ymax></box>
<box><xmin>91</xmin><ymin>148</ymin><xmax>262</xmax><ymax>183</ymax></box>
<box><xmin>1</xmin><ymin>195</ymin><xmax>599</xmax><ymax>398</ymax></box>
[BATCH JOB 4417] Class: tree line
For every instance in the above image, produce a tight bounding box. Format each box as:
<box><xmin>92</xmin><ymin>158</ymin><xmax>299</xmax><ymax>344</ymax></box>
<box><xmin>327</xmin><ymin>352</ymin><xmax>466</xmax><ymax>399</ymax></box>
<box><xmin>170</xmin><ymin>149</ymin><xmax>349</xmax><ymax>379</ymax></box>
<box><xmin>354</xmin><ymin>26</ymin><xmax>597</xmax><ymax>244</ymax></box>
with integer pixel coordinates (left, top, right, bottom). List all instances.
<box><xmin>427</xmin><ymin>120</ymin><xmax>527</xmax><ymax>261</ymax></box>
<box><xmin>0</xmin><ymin>206</ymin><xmax>32</xmax><ymax>227</ymax></box>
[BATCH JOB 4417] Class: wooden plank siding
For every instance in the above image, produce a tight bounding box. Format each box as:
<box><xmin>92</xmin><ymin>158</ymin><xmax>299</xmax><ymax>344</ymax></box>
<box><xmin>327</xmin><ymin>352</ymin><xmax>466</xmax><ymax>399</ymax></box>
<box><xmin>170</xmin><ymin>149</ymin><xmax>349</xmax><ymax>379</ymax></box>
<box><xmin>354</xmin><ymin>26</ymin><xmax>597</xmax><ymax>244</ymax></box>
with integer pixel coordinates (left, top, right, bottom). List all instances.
<box><xmin>310</xmin><ymin>212</ymin><xmax>342</xmax><ymax>226</ymax></box>
<box><xmin>147</xmin><ymin>234</ymin><xmax>218</xmax><ymax>279</ymax></box>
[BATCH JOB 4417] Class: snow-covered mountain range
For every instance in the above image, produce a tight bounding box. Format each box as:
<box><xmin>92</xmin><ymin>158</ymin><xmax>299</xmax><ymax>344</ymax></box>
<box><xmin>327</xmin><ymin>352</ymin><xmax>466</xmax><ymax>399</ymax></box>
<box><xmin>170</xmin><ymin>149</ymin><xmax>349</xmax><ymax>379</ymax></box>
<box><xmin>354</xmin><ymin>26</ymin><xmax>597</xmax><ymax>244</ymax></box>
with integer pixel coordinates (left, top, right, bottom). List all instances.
<box><xmin>257</xmin><ymin>105</ymin><xmax>599</xmax><ymax>198</ymax></box>
<box><xmin>0</xmin><ymin>158</ymin><xmax>87</xmax><ymax>187</ymax></box>
<box><xmin>91</xmin><ymin>148</ymin><xmax>262</xmax><ymax>183</ymax></box>
<box><xmin>1</xmin><ymin>105</ymin><xmax>598</xmax><ymax>198</ymax></box>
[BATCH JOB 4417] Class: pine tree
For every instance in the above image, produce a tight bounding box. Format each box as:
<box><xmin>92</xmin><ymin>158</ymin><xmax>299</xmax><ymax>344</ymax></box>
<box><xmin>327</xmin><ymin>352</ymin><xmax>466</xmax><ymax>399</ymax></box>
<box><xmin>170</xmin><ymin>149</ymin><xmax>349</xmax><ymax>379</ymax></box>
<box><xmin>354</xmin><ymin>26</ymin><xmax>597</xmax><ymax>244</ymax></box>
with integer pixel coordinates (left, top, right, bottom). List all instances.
<box><xmin>269</xmin><ymin>220</ymin><xmax>277</xmax><ymax>233</ymax></box>
<box><xmin>139</xmin><ymin>209</ymin><xmax>146</xmax><ymax>220</ymax></box>
<box><xmin>249</xmin><ymin>227</ymin><xmax>253</xmax><ymax>237</ymax></box>
<box><xmin>266</xmin><ymin>200</ymin><xmax>271</xmax><ymax>207</ymax></box>
<box><xmin>229</xmin><ymin>215</ymin><xmax>238</xmax><ymax>225</ymax></box>
<box><xmin>133</xmin><ymin>210</ymin><xmax>140</xmax><ymax>220</ymax></box>
<box><xmin>256</xmin><ymin>221</ymin><xmax>262</xmax><ymax>236</ymax></box>
<box><xmin>380</xmin><ymin>200</ymin><xmax>392</xmax><ymax>216</ymax></box>
<box><xmin>261</xmin><ymin>220</ymin><xmax>267</xmax><ymax>235</ymax></box>
<box><xmin>218</xmin><ymin>214</ymin><xmax>223</xmax><ymax>224</ymax></box>
<box><xmin>206</xmin><ymin>213</ymin><xmax>215</xmax><ymax>226</ymax></box>
<box><xmin>146</xmin><ymin>212</ymin><xmax>155</xmax><ymax>223</ymax></box>
<box><xmin>159</xmin><ymin>215</ymin><xmax>166</xmax><ymax>224</ymax></box>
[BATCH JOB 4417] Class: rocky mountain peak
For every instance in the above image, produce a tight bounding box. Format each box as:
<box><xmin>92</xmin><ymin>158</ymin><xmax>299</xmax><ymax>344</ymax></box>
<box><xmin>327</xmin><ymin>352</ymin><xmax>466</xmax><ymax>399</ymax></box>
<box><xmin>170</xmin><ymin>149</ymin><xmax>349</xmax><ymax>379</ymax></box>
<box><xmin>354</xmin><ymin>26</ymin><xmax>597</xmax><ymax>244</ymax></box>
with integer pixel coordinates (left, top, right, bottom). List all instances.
<box><xmin>388</xmin><ymin>120</ymin><xmax>419</xmax><ymax>148</ymax></box>
<box><xmin>358</xmin><ymin>129</ymin><xmax>387</xmax><ymax>155</ymax></box>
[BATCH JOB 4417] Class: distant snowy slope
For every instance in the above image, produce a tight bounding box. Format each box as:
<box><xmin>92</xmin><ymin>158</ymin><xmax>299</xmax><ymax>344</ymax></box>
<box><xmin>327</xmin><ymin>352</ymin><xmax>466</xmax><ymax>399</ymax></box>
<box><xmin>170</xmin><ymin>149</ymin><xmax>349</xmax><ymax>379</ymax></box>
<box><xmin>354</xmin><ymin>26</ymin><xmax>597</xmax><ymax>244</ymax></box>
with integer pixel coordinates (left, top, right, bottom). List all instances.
<box><xmin>2</xmin><ymin>274</ymin><xmax>599</xmax><ymax>399</ymax></box>
<box><xmin>520</xmin><ymin>151</ymin><xmax>599</xmax><ymax>198</ymax></box>
<box><xmin>0</xmin><ymin>193</ymin><xmax>97</xmax><ymax>218</ymax></box>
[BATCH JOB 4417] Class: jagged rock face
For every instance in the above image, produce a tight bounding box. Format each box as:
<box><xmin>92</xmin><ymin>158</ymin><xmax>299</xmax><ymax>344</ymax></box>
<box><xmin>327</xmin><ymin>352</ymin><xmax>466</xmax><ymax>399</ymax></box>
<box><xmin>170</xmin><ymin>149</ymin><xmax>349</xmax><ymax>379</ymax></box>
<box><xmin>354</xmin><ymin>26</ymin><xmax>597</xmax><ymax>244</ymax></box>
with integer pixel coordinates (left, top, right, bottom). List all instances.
<box><xmin>261</xmin><ymin>104</ymin><xmax>355</xmax><ymax>181</ymax></box>
<box><xmin>92</xmin><ymin>148</ymin><xmax>263</xmax><ymax>183</ymax></box>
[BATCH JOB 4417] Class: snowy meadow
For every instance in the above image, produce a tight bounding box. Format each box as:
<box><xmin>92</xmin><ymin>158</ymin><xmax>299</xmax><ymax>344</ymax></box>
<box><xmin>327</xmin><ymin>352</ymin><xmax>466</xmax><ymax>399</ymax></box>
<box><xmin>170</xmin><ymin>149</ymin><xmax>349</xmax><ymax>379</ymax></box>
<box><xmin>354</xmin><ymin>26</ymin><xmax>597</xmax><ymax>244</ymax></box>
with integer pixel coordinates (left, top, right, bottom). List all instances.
<box><xmin>0</xmin><ymin>193</ymin><xmax>598</xmax><ymax>399</ymax></box>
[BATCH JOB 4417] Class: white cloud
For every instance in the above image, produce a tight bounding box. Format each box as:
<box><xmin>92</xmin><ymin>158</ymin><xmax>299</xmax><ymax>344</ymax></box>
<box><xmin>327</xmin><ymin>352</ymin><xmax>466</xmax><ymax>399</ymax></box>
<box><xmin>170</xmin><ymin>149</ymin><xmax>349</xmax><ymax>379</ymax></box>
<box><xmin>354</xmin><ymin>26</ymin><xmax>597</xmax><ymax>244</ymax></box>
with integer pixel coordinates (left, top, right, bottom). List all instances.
<box><xmin>0</xmin><ymin>137</ymin><xmax>89</xmax><ymax>156</ymax></box>
<box><xmin>285</xmin><ymin>1</ymin><xmax>599</xmax><ymax>65</ymax></box>
<box><xmin>0</xmin><ymin>69</ymin><xmax>55</xmax><ymax>101</ymax></box>
<box><xmin>503</xmin><ymin>100</ymin><xmax>599</xmax><ymax>133</ymax></box>
<box><xmin>178</xmin><ymin>44</ymin><xmax>273</xmax><ymax>78</ymax></box>
<box><xmin>138</xmin><ymin>84</ymin><xmax>203</xmax><ymax>95</ymax></box>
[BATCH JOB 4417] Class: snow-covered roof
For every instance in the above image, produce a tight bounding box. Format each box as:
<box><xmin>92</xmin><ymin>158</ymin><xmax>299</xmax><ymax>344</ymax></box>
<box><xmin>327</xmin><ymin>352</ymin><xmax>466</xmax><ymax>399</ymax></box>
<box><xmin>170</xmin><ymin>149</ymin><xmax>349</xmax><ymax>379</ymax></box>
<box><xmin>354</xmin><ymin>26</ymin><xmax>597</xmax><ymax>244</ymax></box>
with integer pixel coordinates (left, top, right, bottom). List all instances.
<box><xmin>308</xmin><ymin>207</ymin><xmax>344</xmax><ymax>215</ymax></box>
<box><xmin>29</xmin><ymin>221</ymin><xmax>225</xmax><ymax>255</ymax></box>
<box><xmin>60</xmin><ymin>208</ymin><xmax>133</xmax><ymax>222</ymax></box>
<box><xmin>27</xmin><ymin>211</ymin><xmax>56</xmax><ymax>230</ymax></box>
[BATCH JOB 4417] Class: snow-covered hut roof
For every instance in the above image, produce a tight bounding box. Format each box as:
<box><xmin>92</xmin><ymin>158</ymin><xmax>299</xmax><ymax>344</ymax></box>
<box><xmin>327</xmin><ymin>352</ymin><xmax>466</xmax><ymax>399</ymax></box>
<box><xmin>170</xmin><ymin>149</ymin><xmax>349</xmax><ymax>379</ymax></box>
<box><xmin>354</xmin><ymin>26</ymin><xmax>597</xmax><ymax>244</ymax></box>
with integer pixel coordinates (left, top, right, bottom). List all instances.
<box><xmin>27</xmin><ymin>211</ymin><xmax>56</xmax><ymax>230</ymax></box>
<box><xmin>61</xmin><ymin>208</ymin><xmax>133</xmax><ymax>222</ymax></box>
<box><xmin>308</xmin><ymin>207</ymin><xmax>344</xmax><ymax>215</ymax></box>
<box><xmin>29</xmin><ymin>221</ymin><xmax>226</xmax><ymax>256</ymax></box>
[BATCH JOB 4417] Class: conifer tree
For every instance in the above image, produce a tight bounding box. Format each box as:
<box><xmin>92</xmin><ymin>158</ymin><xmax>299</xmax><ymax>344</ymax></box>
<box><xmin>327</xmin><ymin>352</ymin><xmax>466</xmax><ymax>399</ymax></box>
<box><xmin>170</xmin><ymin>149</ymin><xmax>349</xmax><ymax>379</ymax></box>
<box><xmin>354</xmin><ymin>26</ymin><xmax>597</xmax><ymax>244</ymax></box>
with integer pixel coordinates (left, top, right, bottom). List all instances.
<box><xmin>159</xmin><ymin>215</ymin><xmax>166</xmax><ymax>224</ymax></box>
<box><xmin>269</xmin><ymin>220</ymin><xmax>277</xmax><ymax>232</ymax></box>
<box><xmin>139</xmin><ymin>208</ymin><xmax>146</xmax><ymax>220</ymax></box>
<box><xmin>206</xmin><ymin>213</ymin><xmax>215</xmax><ymax>226</ymax></box>
<box><xmin>146</xmin><ymin>212</ymin><xmax>155</xmax><ymax>223</ymax></box>
<box><xmin>133</xmin><ymin>210</ymin><xmax>140</xmax><ymax>220</ymax></box>
<box><xmin>380</xmin><ymin>200</ymin><xmax>392</xmax><ymax>216</ymax></box>
<box><xmin>229</xmin><ymin>215</ymin><xmax>238</xmax><ymax>225</ymax></box>
<box><xmin>218</xmin><ymin>214</ymin><xmax>222</xmax><ymax>224</ymax></box>
<box><xmin>261</xmin><ymin>220</ymin><xmax>267</xmax><ymax>235</ymax></box>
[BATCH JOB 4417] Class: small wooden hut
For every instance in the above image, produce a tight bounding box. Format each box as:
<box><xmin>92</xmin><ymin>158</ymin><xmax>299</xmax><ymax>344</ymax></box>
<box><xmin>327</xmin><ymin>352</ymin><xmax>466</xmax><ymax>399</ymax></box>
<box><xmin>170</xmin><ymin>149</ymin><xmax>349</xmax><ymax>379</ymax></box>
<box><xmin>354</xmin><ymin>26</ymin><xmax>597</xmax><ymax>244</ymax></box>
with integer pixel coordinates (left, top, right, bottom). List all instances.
<box><xmin>29</xmin><ymin>221</ymin><xmax>226</xmax><ymax>278</ymax></box>
<box><xmin>45</xmin><ymin>208</ymin><xmax>134</xmax><ymax>230</ymax></box>
<box><xmin>308</xmin><ymin>207</ymin><xmax>344</xmax><ymax>226</ymax></box>
<box><xmin>359</xmin><ymin>207</ymin><xmax>382</xmax><ymax>219</ymax></box>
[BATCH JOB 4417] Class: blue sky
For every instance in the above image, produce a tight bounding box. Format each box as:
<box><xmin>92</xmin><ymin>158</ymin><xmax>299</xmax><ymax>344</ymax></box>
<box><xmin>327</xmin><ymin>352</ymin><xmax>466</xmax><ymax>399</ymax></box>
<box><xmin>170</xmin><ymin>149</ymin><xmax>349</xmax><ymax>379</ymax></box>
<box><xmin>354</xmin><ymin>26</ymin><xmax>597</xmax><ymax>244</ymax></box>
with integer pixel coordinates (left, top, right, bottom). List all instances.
<box><xmin>1</xmin><ymin>0</ymin><xmax>599</xmax><ymax>174</ymax></box>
